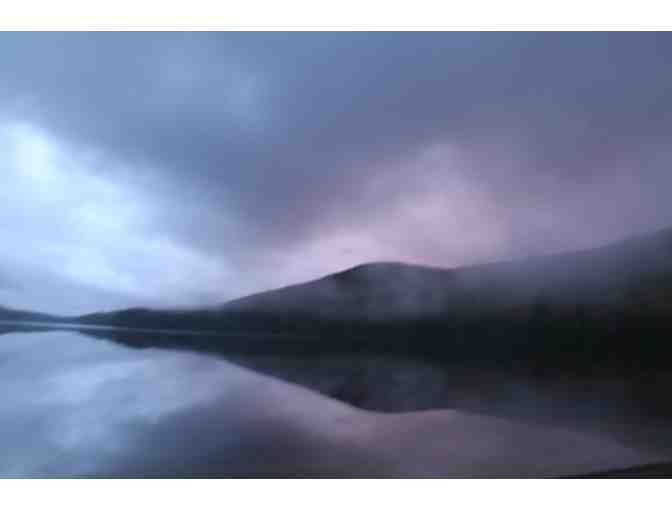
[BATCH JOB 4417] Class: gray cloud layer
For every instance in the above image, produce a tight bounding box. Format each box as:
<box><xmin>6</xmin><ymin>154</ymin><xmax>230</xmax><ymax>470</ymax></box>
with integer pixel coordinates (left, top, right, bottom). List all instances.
<box><xmin>2</xmin><ymin>32</ymin><xmax>672</xmax><ymax>313</ymax></box>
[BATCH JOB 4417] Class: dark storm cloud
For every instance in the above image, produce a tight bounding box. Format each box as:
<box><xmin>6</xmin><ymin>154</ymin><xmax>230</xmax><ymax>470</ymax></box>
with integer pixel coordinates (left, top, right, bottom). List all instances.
<box><xmin>2</xmin><ymin>32</ymin><xmax>672</xmax><ymax>312</ymax></box>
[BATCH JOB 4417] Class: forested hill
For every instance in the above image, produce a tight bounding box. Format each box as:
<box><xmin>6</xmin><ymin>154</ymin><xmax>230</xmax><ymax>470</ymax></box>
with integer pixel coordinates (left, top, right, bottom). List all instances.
<box><xmin>77</xmin><ymin>225</ymin><xmax>672</xmax><ymax>332</ymax></box>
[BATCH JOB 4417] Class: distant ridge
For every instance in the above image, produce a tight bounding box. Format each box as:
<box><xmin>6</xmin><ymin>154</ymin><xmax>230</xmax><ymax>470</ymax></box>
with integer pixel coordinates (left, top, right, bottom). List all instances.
<box><xmin>0</xmin><ymin>305</ymin><xmax>61</xmax><ymax>324</ymax></box>
<box><xmin>217</xmin><ymin>224</ymin><xmax>672</xmax><ymax>321</ymax></box>
<box><xmin>7</xmin><ymin>226</ymin><xmax>672</xmax><ymax>419</ymax></box>
<box><xmin>5</xmin><ymin>225</ymin><xmax>672</xmax><ymax>330</ymax></box>
<box><xmin>221</xmin><ymin>261</ymin><xmax>456</xmax><ymax>320</ymax></box>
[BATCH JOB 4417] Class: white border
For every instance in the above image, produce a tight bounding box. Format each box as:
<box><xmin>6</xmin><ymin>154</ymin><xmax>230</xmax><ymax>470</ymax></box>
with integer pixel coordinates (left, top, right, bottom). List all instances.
<box><xmin>2</xmin><ymin>479</ymin><xmax>671</xmax><ymax>510</ymax></box>
<box><xmin>1</xmin><ymin>0</ymin><xmax>672</xmax><ymax>30</ymax></box>
<box><xmin>2</xmin><ymin>4</ymin><xmax>672</xmax><ymax>509</ymax></box>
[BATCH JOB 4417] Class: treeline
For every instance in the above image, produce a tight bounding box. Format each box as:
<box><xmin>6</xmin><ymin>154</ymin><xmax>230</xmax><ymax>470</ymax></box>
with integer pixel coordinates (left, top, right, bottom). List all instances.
<box><xmin>76</xmin><ymin>300</ymin><xmax>672</xmax><ymax>417</ymax></box>
<box><xmin>82</xmin><ymin>301</ymin><xmax>672</xmax><ymax>375</ymax></box>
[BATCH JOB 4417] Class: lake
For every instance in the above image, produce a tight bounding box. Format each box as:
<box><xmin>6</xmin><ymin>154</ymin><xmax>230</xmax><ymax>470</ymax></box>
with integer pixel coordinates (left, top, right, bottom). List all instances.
<box><xmin>0</xmin><ymin>327</ymin><xmax>667</xmax><ymax>477</ymax></box>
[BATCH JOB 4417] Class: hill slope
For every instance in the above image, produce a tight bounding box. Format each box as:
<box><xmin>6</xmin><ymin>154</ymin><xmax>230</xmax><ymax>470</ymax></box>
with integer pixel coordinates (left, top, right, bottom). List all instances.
<box><xmin>225</xmin><ymin>226</ymin><xmax>672</xmax><ymax>319</ymax></box>
<box><xmin>0</xmin><ymin>305</ymin><xmax>62</xmax><ymax>324</ymax></box>
<box><xmin>79</xmin><ymin>225</ymin><xmax>672</xmax><ymax>329</ymax></box>
<box><xmin>6</xmin><ymin>227</ymin><xmax>672</xmax><ymax>421</ymax></box>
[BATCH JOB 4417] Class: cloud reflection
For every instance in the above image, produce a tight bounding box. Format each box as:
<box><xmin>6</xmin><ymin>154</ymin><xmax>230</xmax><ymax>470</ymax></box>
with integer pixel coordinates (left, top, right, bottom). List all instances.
<box><xmin>0</xmin><ymin>330</ymin><xmax>662</xmax><ymax>477</ymax></box>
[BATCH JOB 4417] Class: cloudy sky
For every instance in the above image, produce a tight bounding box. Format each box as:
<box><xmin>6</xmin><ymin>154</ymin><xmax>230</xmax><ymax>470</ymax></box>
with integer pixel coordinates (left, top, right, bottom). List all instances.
<box><xmin>2</xmin><ymin>32</ymin><xmax>672</xmax><ymax>315</ymax></box>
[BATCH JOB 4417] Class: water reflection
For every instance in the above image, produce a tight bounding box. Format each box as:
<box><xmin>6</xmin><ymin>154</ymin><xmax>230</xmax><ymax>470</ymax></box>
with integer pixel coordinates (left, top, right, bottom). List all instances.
<box><xmin>0</xmin><ymin>327</ymin><xmax>665</xmax><ymax>477</ymax></box>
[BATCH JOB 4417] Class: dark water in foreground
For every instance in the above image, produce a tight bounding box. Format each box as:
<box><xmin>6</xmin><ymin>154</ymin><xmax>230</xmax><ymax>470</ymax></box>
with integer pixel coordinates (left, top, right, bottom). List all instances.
<box><xmin>0</xmin><ymin>325</ymin><xmax>669</xmax><ymax>477</ymax></box>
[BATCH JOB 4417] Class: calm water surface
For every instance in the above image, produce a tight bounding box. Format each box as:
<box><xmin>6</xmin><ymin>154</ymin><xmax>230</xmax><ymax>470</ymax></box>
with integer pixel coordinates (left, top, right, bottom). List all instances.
<box><xmin>0</xmin><ymin>327</ymin><xmax>667</xmax><ymax>477</ymax></box>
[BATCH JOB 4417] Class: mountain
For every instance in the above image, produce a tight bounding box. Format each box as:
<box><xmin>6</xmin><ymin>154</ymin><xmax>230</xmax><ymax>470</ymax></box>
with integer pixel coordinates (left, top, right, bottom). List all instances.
<box><xmin>5</xmin><ymin>226</ymin><xmax>672</xmax><ymax>421</ymax></box>
<box><xmin>78</xmin><ymin>225</ymin><xmax>672</xmax><ymax>329</ymax></box>
<box><xmin>67</xmin><ymin>227</ymin><xmax>672</xmax><ymax>403</ymax></box>
<box><xmin>229</xmin><ymin>225</ymin><xmax>672</xmax><ymax>318</ymax></box>
<box><xmin>222</xmin><ymin>262</ymin><xmax>454</xmax><ymax>320</ymax></box>
<box><xmin>0</xmin><ymin>305</ymin><xmax>61</xmax><ymax>324</ymax></box>
<box><xmin>6</xmin><ymin>225</ymin><xmax>672</xmax><ymax>380</ymax></box>
<box><xmin>8</xmin><ymin>224</ymin><xmax>672</xmax><ymax>335</ymax></box>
